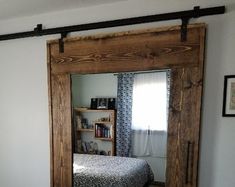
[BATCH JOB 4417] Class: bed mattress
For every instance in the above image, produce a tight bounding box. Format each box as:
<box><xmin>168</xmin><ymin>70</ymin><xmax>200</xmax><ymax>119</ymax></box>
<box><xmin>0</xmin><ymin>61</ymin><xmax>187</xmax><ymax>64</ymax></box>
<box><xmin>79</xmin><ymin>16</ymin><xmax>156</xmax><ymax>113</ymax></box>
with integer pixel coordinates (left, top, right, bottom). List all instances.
<box><xmin>73</xmin><ymin>154</ymin><xmax>154</xmax><ymax>187</ymax></box>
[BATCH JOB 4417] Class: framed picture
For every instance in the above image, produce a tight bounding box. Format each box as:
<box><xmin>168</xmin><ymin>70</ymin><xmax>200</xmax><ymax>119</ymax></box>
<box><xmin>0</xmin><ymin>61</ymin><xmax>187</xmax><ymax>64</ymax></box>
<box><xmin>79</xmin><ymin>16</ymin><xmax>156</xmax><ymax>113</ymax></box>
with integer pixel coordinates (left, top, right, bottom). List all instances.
<box><xmin>97</xmin><ymin>98</ymin><xmax>108</xmax><ymax>109</ymax></box>
<box><xmin>222</xmin><ymin>75</ymin><xmax>235</xmax><ymax>117</ymax></box>
<box><xmin>90</xmin><ymin>98</ymin><xmax>98</xmax><ymax>109</ymax></box>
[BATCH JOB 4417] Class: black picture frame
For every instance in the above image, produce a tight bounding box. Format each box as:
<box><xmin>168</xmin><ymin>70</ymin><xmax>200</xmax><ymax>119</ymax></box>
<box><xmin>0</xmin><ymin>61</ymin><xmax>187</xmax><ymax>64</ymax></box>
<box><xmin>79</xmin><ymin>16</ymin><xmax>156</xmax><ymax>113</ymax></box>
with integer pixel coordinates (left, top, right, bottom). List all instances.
<box><xmin>97</xmin><ymin>98</ymin><xmax>108</xmax><ymax>109</ymax></box>
<box><xmin>222</xmin><ymin>75</ymin><xmax>235</xmax><ymax>117</ymax></box>
<box><xmin>90</xmin><ymin>98</ymin><xmax>98</xmax><ymax>109</ymax></box>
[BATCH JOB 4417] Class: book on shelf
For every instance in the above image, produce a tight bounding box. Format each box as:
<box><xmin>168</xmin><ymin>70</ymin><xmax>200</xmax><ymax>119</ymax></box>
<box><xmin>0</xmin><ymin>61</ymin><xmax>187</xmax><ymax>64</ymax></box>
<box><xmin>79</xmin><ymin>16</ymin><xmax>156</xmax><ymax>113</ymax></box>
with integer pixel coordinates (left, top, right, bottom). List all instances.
<box><xmin>95</xmin><ymin>123</ymin><xmax>111</xmax><ymax>138</ymax></box>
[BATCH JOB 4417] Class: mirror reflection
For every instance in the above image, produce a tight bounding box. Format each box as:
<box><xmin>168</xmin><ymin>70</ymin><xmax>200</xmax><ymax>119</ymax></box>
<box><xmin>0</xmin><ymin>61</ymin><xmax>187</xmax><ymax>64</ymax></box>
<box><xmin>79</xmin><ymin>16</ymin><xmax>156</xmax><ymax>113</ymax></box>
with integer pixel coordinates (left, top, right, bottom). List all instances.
<box><xmin>72</xmin><ymin>70</ymin><xmax>170</xmax><ymax>187</ymax></box>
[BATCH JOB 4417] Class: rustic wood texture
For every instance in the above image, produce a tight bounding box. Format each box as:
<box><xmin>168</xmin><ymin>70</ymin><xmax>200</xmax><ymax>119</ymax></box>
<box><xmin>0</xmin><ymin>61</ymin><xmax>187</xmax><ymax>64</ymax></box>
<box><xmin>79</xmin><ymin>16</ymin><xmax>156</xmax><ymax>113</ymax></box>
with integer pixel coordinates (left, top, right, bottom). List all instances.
<box><xmin>166</xmin><ymin>68</ymin><xmax>185</xmax><ymax>187</ymax></box>
<box><xmin>51</xmin><ymin>74</ymin><xmax>72</xmax><ymax>187</ymax></box>
<box><xmin>47</xmin><ymin>43</ymin><xmax>54</xmax><ymax>187</ymax></box>
<box><xmin>47</xmin><ymin>23</ymin><xmax>206</xmax><ymax>187</ymax></box>
<box><xmin>166</xmin><ymin>67</ymin><xmax>203</xmax><ymax>187</ymax></box>
<box><xmin>182</xmin><ymin>67</ymin><xmax>203</xmax><ymax>187</ymax></box>
<box><xmin>49</xmin><ymin>25</ymin><xmax>202</xmax><ymax>74</ymax></box>
<box><xmin>47</xmin><ymin>23</ymin><xmax>204</xmax><ymax>45</ymax></box>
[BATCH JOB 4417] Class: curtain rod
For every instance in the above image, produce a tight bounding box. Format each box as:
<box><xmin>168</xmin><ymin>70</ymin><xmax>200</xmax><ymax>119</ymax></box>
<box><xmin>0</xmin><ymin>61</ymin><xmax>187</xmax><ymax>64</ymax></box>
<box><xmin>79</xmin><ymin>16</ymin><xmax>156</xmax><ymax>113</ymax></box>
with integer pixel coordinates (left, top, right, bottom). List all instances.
<box><xmin>0</xmin><ymin>5</ymin><xmax>225</xmax><ymax>52</ymax></box>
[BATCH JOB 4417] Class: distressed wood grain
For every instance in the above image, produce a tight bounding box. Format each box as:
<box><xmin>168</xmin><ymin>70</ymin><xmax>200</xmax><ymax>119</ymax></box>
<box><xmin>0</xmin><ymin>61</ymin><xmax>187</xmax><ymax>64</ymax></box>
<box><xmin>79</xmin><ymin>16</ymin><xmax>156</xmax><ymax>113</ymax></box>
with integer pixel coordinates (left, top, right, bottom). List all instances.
<box><xmin>49</xmin><ymin>26</ymin><xmax>202</xmax><ymax>74</ymax></box>
<box><xmin>166</xmin><ymin>68</ymin><xmax>185</xmax><ymax>187</ymax></box>
<box><xmin>51</xmin><ymin>74</ymin><xmax>72</xmax><ymax>187</ymax></box>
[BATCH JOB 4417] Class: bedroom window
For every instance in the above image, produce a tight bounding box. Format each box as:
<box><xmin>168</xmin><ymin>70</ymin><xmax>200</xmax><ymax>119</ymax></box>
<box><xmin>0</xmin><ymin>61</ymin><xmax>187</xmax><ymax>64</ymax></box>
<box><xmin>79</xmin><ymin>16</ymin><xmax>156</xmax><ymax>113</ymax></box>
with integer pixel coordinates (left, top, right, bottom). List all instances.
<box><xmin>132</xmin><ymin>71</ymin><xmax>168</xmax><ymax>131</ymax></box>
<box><xmin>131</xmin><ymin>71</ymin><xmax>169</xmax><ymax>157</ymax></box>
<box><xmin>116</xmin><ymin>71</ymin><xmax>169</xmax><ymax>157</ymax></box>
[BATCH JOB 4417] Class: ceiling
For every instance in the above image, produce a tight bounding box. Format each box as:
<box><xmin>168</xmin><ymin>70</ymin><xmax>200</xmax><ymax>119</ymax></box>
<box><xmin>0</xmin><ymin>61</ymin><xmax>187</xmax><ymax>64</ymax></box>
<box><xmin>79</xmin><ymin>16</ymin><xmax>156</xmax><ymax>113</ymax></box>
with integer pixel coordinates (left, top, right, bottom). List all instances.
<box><xmin>0</xmin><ymin>0</ymin><xmax>124</xmax><ymax>20</ymax></box>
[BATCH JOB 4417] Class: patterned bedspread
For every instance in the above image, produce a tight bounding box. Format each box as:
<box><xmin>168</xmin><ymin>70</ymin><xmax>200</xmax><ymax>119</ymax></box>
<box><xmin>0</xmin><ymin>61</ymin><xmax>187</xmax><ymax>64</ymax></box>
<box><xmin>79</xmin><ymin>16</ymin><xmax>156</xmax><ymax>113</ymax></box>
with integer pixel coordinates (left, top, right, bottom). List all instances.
<box><xmin>73</xmin><ymin>154</ymin><xmax>154</xmax><ymax>187</ymax></box>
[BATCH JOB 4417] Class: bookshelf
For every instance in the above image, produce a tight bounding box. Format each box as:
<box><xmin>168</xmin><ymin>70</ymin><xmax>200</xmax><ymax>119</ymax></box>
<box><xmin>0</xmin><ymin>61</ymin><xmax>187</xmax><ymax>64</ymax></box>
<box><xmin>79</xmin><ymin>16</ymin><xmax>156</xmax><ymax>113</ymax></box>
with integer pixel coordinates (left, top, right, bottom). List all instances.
<box><xmin>74</xmin><ymin>107</ymin><xmax>116</xmax><ymax>156</ymax></box>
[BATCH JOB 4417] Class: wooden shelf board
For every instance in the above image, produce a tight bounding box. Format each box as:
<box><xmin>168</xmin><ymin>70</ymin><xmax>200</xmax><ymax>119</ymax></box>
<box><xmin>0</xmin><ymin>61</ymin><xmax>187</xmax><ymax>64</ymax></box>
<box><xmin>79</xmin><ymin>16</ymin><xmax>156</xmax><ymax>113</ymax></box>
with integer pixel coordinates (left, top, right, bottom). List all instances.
<box><xmin>93</xmin><ymin>121</ymin><xmax>114</xmax><ymax>124</ymax></box>
<box><xmin>95</xmin><ymin>137</ymin><xmax>113</xmax><ymax>141</ymax></box>
<box><xmin>74</xmin><ymin>107</ymin><xmax>115</xmax><ymax>113</ymax></box>
<box><xmin>74</xmin><ymin>151</ymin><xmax>114</xmax><ymax>156</ymax></box>
<box><xmin>77</xmin><ymin>128</ymin><xmax>94</xmax><ymax>132</ymax></box>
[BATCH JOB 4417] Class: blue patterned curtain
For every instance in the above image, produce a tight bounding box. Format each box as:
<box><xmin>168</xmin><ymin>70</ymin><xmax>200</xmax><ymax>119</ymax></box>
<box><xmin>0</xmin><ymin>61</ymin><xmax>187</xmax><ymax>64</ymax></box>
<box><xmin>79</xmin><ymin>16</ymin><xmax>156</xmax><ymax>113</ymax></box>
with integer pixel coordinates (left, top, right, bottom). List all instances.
<box><xmin>116</xmin><ymin>73</ymin><xmax>134</xmax><ymax>157</ymax></box>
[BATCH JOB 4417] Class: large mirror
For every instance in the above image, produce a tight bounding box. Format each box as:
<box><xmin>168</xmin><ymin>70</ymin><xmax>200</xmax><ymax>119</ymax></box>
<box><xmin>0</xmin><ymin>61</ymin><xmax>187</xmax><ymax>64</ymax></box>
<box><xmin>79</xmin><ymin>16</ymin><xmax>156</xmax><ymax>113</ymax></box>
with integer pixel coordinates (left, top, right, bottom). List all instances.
<box><xmin>47</xmin><ymin>24</ymin><xmax>206</xmax><ymax>187</ymax></box>
<box><xmin>72</xmin><ymin>71</ymin><xmax>170</xmax><ymax>186</ymax></box>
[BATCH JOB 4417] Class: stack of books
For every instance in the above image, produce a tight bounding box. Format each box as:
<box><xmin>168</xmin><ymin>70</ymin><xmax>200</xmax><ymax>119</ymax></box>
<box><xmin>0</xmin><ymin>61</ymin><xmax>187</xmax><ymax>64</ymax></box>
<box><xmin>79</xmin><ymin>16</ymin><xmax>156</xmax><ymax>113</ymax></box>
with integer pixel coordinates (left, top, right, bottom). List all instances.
<box><xmin>95</xmin><ymin>123</ymin><xmax>111</xmax><ymax>138</ymax></box>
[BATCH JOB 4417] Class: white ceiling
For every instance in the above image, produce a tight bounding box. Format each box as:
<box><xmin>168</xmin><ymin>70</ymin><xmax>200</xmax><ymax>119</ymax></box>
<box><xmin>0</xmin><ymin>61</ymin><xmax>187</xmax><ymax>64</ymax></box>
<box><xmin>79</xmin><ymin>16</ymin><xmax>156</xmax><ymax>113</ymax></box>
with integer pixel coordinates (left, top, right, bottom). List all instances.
<box><xmin>0</xmin><ymin>0</ymin><xmax>124</xmax><ymax>20</ymax></box>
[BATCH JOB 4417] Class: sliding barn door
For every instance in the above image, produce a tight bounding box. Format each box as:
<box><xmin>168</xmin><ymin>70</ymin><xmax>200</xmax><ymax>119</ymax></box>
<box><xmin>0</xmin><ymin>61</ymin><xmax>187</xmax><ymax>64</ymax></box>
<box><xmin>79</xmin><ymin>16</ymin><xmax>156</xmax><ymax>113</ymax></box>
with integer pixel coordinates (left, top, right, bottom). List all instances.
<box><xmin>47</xmin><ymin>24</ymin><xmax>206</xmax><ymax>187</ymax></box>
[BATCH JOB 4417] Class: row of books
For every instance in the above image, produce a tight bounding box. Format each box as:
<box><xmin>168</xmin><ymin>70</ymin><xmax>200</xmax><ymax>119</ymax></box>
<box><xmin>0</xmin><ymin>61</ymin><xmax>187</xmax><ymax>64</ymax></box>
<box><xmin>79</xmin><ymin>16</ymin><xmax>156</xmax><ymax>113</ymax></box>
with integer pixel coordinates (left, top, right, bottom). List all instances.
<box><xmin>95</xmin><ymin>123</ymin><xmax>112</xmax><ymax>138</ymax></box>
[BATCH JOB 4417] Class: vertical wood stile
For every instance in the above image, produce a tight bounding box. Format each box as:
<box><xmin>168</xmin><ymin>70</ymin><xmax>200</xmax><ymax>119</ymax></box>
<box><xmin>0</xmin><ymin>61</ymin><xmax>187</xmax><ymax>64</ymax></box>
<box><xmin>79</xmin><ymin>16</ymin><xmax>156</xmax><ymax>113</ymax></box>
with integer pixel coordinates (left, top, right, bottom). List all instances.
<box><xmin>51</xmin><ymin>74</ymin><xmax>72</xmax><ymax>187</ymax></box>
<box><xmin>166</xmin><ymin>68</ymin><xmax>185</xmax><ymax>187</ymax></box>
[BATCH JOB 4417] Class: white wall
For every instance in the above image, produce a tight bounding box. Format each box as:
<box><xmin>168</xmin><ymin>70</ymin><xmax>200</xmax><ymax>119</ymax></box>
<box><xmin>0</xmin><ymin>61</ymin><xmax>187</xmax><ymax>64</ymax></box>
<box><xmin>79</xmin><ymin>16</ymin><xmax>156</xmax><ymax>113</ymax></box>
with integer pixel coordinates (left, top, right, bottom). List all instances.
<box><xmin>0</xmin><ymin>1</ymin><xmax>235</xmax><ymax>187</ymax></box>
<box><xmin>72</xmin><ymin>74</ymin><xmax>117</xmax><ymax>107</ymax></box>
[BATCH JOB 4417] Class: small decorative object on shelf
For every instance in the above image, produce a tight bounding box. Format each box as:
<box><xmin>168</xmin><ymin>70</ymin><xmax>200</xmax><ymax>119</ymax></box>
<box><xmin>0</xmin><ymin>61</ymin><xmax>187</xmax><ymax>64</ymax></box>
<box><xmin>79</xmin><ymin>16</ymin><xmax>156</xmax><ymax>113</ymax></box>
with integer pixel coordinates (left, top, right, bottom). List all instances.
<box><xmin>93</xmin><ymin>142</ymin><xmax>98</xmax><ymax>153</ymax></box>
<box><xmin>108</xmin><ymin>98</ymin><xmax>116</xmax><ymax>109</ymax></box>
<box><xmin>99</xmin><ymin>150</ymin><xmax>107</xmax><ymax>155</ymax></box>
<box><xmin>81</xmin><ymin>118</ymin><xmax>88</xmax><ymax>129</ymax></box>
<box><xmin>76</xmin><ymin>115</ymin><xmax>82</xmax><ymax>129</ymax></box>
<box><xmin>97</xmin><ymin>98</ymin><xmax>108</xmax><ymax>109</ymax></box>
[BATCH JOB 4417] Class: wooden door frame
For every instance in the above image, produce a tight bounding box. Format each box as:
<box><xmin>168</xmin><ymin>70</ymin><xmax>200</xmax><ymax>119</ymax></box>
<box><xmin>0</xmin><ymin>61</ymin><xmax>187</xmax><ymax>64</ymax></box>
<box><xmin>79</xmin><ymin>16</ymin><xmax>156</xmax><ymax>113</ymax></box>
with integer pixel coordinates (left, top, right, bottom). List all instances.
<box><xmin>47</xmin><ymin>23</ymin><xmax>206</xmax><ymax>187</ymax></box>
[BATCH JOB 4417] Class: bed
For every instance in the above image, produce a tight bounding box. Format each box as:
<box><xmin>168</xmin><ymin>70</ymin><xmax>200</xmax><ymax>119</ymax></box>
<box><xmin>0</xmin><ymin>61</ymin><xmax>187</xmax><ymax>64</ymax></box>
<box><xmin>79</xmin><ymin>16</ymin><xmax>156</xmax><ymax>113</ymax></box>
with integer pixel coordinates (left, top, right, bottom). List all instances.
<box><xmin>73</xmin><ymin>154</ymin><xmax>154</xmax><ymax>187</ymax></box>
